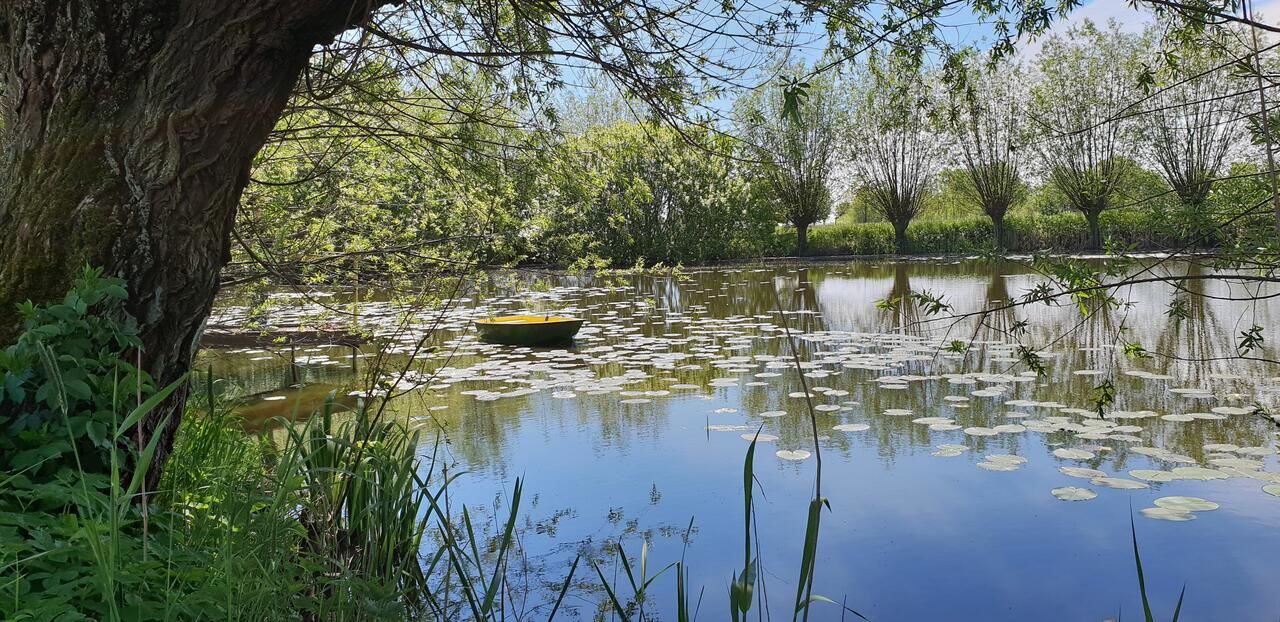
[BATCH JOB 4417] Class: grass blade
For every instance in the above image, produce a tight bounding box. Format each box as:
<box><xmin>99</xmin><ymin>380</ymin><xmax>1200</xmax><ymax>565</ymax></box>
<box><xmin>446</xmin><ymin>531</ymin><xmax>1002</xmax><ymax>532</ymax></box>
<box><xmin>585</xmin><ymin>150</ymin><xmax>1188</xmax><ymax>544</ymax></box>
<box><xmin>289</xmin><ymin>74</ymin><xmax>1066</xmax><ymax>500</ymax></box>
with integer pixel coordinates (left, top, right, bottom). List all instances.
<box><xmin>115</xmin><ymin>373</ymin><xmax>187</xmax><ymax>438</ymax></box>
<box><xmin>547</xmin><ymin>554</ymin><xmax>580</xmax><ymax>621</ymax></box>
<box><xmin>481</xmin><ymin>478</ymin><xmax>522</xmax><ymax>614</ymax></box>
<box><xmin>792</xmin><ymin>497</ymin><xmax>825</xmax><ymax>620</ymax></box>
<box><xmin>124</xmin><ymin>410</ymin><xmax>174</xmax><ymax>499</ymax></box>
<box><xmin>731</xmin><ymin>431</ymin><xmax>760</xmax><ymax>619</ymax></box>
<box><xmin>592</xmin><ymin>559</ymin><xmax>632</xmax><ymax>622</ymax></box>
<box><xmin>1131</xmin><ymin>514</ymin><xmax>1154</xmax><ymax>622</ymax></box>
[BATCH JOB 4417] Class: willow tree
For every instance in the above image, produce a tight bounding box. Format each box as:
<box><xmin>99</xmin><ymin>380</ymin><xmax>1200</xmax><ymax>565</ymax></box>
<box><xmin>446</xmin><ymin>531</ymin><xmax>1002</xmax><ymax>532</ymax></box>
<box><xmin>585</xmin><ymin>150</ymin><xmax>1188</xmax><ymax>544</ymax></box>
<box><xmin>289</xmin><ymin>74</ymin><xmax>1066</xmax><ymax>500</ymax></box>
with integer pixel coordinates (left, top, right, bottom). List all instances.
<box><xmin>735</xmin><ymin>71</ymin><xmax>844</xmax><ymax>255</ymax></box>
<box><xmin>950</xmin><ymin>56</ymin><xmax>1029</xmax><ymax>248</ymax></box>
<box><xmin>1139</xmin><ymin>31</ymin><xmax>1248</xmax><ymax>212</ymax></box>
<box><xmin>1029</xmin><ymin>19</ymin><xmax>1145</xmax><ymax>250</ymax></box>
<box><xmin>850</xmin><ymin>66</ymin><xmax>946</xmax><ymax>253</ymax></box>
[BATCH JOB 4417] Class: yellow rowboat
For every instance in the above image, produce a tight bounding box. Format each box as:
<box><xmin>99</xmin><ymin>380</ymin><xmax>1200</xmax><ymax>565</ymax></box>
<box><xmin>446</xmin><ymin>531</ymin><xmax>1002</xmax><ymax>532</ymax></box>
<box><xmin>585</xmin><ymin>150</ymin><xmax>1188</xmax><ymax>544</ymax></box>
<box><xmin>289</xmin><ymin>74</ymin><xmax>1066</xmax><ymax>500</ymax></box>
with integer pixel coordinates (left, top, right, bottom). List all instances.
<box><xmin>474</xmin><ymin>315</ymin><xmax>585</xmax><ymax>346</ymax></box>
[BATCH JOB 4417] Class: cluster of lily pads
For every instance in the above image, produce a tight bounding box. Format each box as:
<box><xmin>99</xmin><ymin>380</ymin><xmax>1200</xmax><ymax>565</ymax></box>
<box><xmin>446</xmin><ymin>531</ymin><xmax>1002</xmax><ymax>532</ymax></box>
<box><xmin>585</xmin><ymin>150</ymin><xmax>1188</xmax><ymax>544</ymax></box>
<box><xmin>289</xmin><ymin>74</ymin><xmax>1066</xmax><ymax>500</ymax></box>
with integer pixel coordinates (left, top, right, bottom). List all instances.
<box><xmin>210</xmin><ymin>275</ymin><xmax>1280</xmax><ymax>522</ymax></box>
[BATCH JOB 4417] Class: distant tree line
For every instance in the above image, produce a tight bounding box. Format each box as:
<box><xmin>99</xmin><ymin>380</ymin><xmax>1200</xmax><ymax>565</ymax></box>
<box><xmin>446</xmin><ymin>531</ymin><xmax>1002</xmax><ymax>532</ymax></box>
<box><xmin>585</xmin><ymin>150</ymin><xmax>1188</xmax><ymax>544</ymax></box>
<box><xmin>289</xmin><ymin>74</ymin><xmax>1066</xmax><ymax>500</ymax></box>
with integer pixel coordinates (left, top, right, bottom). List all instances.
<box><xmin>236</xmin><ymin>17</ymin><xmax>1276</xmax><ymax>277</ymax></box>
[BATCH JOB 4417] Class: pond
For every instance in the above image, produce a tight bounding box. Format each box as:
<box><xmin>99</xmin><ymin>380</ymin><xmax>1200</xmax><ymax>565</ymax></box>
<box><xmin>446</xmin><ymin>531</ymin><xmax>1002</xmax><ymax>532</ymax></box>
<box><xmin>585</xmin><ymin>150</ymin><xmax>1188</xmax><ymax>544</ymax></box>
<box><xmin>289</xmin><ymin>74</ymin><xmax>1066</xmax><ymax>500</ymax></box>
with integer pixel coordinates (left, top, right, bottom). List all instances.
<box><xmin>200</xmin><ymin>258</ymin><xmax>1280</xmax><ymax>621</ymax></box>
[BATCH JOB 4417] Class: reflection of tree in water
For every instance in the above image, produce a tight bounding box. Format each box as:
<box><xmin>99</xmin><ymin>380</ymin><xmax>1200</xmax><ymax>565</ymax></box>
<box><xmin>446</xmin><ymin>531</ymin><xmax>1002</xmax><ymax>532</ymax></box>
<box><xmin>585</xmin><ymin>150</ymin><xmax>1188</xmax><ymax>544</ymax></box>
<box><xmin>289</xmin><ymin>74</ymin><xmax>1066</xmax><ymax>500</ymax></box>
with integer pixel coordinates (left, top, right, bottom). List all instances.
<box><xmin>1156</xmin><ymin>262</ymin><xmax>1230</xmax><ymax>384</ymax></box>
<box><xmin>776</xmin><ymin>266</ymin><xmax>828</xmax><ymax>336</ymax></box>
<box><xmin>1071</xmin><ymin>296</ymin><xmax>1121</xmax><ymax>376</ymax></box>
<box><xmin>977</xmin><ymin>265</ymin><xmax>1018</xmax><ymax>342</ymax></box>
<box><xmin>880</xmin><ymin>263</ymin><xmax>921</xmax><ymax>337</ymax></box>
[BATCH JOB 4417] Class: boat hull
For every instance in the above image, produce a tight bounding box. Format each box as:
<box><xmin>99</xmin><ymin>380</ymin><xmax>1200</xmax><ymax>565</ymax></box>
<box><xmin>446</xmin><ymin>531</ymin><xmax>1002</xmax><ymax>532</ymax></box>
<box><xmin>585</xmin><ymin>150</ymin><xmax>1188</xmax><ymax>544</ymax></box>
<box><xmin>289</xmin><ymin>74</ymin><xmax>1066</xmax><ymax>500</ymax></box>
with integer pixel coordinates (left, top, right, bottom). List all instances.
<box><xmin>474</xmin><ymin>315</ymin><xmax>584</xmax><ymax>346</ymax></box>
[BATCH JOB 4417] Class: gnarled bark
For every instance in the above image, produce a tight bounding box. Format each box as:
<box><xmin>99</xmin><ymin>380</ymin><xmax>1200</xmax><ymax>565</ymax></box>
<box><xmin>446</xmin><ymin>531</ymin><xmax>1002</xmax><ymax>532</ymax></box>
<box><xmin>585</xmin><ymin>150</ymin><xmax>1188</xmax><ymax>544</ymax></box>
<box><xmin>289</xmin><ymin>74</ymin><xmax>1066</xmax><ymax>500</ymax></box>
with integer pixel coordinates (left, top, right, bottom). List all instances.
<box><xmin>0</xmin><ymin>0</ymin><xmax>390</xmax><ymax>484</ymax></box>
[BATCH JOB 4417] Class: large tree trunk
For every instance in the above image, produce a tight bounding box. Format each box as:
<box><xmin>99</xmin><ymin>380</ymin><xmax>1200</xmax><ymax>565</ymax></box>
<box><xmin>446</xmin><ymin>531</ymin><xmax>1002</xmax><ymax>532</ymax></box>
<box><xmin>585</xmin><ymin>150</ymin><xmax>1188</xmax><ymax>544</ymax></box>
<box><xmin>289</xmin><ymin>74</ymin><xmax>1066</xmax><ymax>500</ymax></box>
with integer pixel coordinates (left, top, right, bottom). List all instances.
<box><xmin>0</xmin><ymin>1</ymin><xmax>388</xmax><ymax>485</ymax></box>
<box><xmin>893</xmin><ymin>221</ymin><xmax>909</xmax><ymax>254</ymax></box>
<box><xmin>1084</xmin><ymin>210</ymin><xmax>1102</xmax><ymax>250</ymax></box>
<box><xmin>795</xmin><ymin>222</ymin><xmax>809</xmax><ymax>256</ymax></box>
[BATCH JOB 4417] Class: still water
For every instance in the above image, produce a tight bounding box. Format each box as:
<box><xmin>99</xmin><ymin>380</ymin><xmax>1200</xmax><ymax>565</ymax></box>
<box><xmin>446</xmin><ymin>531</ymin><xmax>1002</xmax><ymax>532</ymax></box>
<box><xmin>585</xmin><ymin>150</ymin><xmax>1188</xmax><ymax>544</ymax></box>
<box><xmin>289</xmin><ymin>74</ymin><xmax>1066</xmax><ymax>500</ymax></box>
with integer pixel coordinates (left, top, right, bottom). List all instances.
<box><xmin>201</xmin><ymin>258</ymin><xmax>1280</xmax><ymax>621</ymax></box>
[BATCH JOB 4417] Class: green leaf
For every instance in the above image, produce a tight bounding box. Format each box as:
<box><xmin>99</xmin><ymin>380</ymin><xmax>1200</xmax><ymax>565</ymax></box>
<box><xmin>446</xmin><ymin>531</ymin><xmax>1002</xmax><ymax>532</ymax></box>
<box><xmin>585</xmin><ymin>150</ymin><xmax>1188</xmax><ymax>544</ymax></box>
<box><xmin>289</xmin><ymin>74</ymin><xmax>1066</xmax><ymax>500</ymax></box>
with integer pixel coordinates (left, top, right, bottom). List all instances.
<box><xmin>1131</xmin><ymin>514</ymin><xmax>1154</xmax><ymax>622</ymax></box>
<box><xmin>115</xmin><ymin>373</ymin><xmax>187</xmax><ymax>439</ymax></box>
<box><xmin>124</xmin><ymin>410</ymin><xmax>174</xmax><ymax>499</ymax></box>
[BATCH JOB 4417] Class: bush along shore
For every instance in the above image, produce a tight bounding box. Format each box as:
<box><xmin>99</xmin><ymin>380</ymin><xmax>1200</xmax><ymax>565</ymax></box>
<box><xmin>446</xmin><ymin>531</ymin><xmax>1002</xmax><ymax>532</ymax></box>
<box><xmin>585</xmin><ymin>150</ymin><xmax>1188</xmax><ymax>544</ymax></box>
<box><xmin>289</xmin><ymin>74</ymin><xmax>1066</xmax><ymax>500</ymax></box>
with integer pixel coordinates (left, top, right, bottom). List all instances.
<box><xmin>763</xmin><ymin>209</ymin><xmax>1237</xmax><ymax>259</ymax></box>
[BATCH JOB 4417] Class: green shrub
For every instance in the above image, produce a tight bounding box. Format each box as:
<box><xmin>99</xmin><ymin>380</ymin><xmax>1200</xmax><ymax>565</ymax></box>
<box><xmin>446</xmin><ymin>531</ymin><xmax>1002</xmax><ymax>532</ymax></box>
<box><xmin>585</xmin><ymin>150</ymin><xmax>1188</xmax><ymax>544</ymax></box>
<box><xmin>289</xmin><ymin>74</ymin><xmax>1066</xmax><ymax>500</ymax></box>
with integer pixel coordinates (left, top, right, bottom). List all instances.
<box><xmin>0</xmin><ymin>271</ymin><xmax>431</xmax><ymax>620</ymax></box>
<box><xmin>0</xmin><ymin>268</ymin><xmax>150</xmax><ymax>481</ymax></box>
<box><xmin>768</xmin><ymin>207</ymin><xmax>1219</xmax><ymax>257</ymax></box>
<box><xmin>0</xmin><ymin>268</ymin><xmax>192</xmax><ymax>620</ymax></box>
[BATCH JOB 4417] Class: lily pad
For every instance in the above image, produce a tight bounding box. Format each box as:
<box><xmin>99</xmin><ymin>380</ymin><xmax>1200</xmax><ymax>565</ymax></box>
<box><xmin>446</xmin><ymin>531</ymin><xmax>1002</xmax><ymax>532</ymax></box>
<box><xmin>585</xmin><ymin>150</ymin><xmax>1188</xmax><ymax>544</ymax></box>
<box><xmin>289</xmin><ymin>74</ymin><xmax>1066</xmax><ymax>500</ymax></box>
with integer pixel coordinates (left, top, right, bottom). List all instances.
<box><xmin>931</xmin><ymin>444</ymin><xmax>968</xmax><ymax>457</ymax></box>
<box><xmin>963</xmin><ymin>426</ymin><xmax>999</xmax><ymax>436</ymax></box>
<box><xmin>1169</xmin><ymin>466</ymin><xmax>1228</xmax><ymax>481</ymax></box>
<box><xmin>1129</xmin><ymin>469</ymin><xmax>1176</xmax><ymax>482</ymax></box>
<box><xmin>1090</xmin><ymin>477</ymin><xmax>1148</xmax><ymax>490</ymax></box>
<box><xmin>1051</xmin><ymin>486</ymin><xmax>1097</xmax><ymax>501</ymax></box>
<box><xmin>1053</xmin><ymin>448</ymin><xmax>1096</xmax><ymax>460</ymax></box>
<box><xmin>912</xmin><ymin>417</ymin><xmax>953</xmax><ymax>425</ymax></box>
<box><xmin>832</xmin><ymin>423</ymin><xmax>870</xmax><ymax>432</ymax></box>
<box><xmin>1140</xmin><ymin>507</ymin><xmax>1195</xmax><ymax>522</ymax></box>
<box><xmin>775</xmin><ymin>449</ymin><xmax>811</xmax><ymax>461</ymax></box>
<box><xmin>992</xmin><ymin>424</ymin><xmax>1026</xmax><ymax>433</ymax></box>
<box><xmin>1059</xmin><ymin>467</ymin><xmax>1107</xmax><ymax>479</ymax></box>
<box><xmin>1154</xmin><ymin>496</ymin><xmax>1219</xmax><ymax>512</ymax></box>
<box><xmin>1209</xmin><ymin>457</ymin><xmax>1264</xmax><ymax>470</ymax></box>
<box><xmin>978</xmin><ymin>461</ymin><xmax>1019</xmax><ymax>471</ymax></box>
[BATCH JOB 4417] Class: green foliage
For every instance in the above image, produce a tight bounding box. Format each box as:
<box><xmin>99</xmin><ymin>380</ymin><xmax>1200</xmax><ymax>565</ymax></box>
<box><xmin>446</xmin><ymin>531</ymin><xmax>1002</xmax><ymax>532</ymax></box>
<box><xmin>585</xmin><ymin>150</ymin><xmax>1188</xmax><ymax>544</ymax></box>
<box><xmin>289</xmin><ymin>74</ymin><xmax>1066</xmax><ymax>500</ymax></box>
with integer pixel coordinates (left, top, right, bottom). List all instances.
<box><xmin>778</xmin><ymin>207</ymin><xmax>1216</xmax><ymax>257</ymax></box>
<box><xmin>735</xmin><ymin>66</ymin><xmax>844</xmax><ymax>254</ymax></box>
<box><xmin>921</xmin><ymin>168</ymin><xmax>987</xmax><ymax>222</ymax></box>
<box><xmin>0</xmin><ymin>271</ymin><xmax>191</xmax><ymax>621</ymax></box>
<box><xmin>233</xmin><ymin>46</ymin><xmax>1267</xmax><ymax>272</ymax></box>
<box><xmin>0</xmin><ymin>266</ymin><xmax>147</xmax><ymax>486</ymax></box>
<box><xmin>810</xmin><ymin>221</ymin><xmax>898</xmax><ymax>254</ymax></box>
<box><xmin>1029</xmin><ymin>19</ymin><xmax>1149</xmax><ymax>248</ymax></box>
<box><xmin>1130</xmin><ymin>516</ymin><xmax>1187</xmax><ymax>622</ymax></box>
<box><xmin>238</xmin><ymin>61</ymin><xmax>541</xmax><ymax>288</ymax></box>
<box><xmin>1238</xmin><ymin>325</ymin><xmax>1265</xmax><ymax>356</ymax></box>
<box><xmin>536</xmin><ymin>123</ymin><xmax>773</xmax><ymax>266</ymax></box>
<box><xmin>0</xmin><ymin>278</ymin><xmax>436</xmax><ymax>620</ymax></box>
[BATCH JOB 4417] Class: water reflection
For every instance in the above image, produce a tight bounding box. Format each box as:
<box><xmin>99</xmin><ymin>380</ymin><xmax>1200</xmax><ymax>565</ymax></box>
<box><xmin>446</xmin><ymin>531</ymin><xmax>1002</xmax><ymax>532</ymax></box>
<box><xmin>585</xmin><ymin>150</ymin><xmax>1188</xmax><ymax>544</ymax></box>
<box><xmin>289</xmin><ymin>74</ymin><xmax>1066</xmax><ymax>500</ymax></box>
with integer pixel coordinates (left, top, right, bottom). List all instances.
<box><xmin>200</xmin><ymin>259</ymin><xmax>1280</xmax><ymax>620</ymax></box>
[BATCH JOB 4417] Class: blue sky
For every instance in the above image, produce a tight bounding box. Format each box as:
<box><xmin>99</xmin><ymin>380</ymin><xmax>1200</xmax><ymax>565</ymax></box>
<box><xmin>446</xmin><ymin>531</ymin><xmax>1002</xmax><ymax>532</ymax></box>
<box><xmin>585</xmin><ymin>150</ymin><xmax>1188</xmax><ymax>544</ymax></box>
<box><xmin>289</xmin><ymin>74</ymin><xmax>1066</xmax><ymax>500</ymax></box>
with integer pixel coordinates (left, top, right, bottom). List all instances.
<box><xmin>554</xmin><ymin>0</ymin><xmax>1280</xmax><ymax>132</ymax></box>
